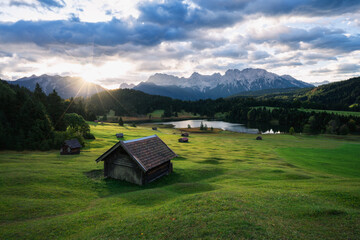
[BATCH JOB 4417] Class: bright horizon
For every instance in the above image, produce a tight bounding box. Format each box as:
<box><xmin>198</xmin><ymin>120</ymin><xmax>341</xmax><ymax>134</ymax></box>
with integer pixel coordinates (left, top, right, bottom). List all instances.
<box><xmin>1</xmin><ymin>0</ymin><xmax>360</xmax><ymax>89</ymax></box>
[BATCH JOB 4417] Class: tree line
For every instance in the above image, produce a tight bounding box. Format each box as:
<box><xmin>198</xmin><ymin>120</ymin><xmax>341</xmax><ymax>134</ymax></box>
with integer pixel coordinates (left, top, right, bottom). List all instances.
<box><xmin>66</xmin><ymin>87</ymin><xmax>360</xmax><ymax>135</ymax></box>
<box><xmin>1</xmin><ymin>79</ymin><xmax>359</xmax><ymax>151</ymax></box>
<box><xmin>0</xmin><ymin>81</ymin><xmax>93</xmax><ymax>150</ymax></box>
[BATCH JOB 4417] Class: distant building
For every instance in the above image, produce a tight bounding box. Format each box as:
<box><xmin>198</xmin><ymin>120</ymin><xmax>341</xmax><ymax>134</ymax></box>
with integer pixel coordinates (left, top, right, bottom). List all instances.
<box><xmin>60</xmin><ymin>139</ymin><xmax>82</xmax><ymax>155</ymax></box>
<box><xmin>116</xmin><ymin>133</ymin><xmax>124</xmax><ymax>138</ymax></box>
<box><xmin>95</xmin><ymin>135</ymin><xmax>176</xmax><ymax>185</ymax></box>
<box><xmin>178</xmin><ymin>137</ymin><xmax>188</xmax><ymax>143</ymax></box>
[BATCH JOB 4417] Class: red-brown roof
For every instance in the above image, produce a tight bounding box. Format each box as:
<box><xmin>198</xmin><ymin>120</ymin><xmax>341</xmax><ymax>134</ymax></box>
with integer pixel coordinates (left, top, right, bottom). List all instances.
<box><xmin>95</xmin><ymin>135</ymin><xmax>176</xmax><ymax>172</ymax></box>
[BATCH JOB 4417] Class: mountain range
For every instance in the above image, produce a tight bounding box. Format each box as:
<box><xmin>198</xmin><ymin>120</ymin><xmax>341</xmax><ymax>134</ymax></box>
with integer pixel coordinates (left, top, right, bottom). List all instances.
<box><xmin>7</xmin><ymin>74</ymin><xmax>105</xmax><ymax>99</ymax></box>
<box><xmin>134</xmin><ymin>68</ymin><xmax>313</xmax><ymax>100</ymax></box>
<box><xmin>5</xmin><ymin>68</ymin><xmax>313</xmax><ymax>100</ymax></box>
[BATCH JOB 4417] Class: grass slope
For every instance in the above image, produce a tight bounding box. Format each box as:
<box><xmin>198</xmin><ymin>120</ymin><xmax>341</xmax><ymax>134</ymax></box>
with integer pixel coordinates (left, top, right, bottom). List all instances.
<box><xmin>0</xmin><ymin>123</ymin><xmax>360</xmax><ymax>239</ymax></box>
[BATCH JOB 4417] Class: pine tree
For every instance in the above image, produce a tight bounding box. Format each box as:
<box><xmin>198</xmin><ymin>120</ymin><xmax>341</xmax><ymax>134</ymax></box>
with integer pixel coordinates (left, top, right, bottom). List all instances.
<box><xmin>47</xmin><ymin>89</ymin><xmax>66</xmax><ymax>131</ymax></box>
<box><xmin>34</xmin><ymin>83</ymin><xmax>47</xmax><ymax>106</ymax></box>
<box><xmin>119</xmin><ymin>117</ymin><xmax>124</xmax><ymax>126</ymax></box>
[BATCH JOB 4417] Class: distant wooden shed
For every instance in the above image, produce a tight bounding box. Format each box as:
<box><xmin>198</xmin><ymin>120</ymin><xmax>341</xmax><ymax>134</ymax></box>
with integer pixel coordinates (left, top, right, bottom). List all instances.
<box><xmin>60</xmin><ymin>139</ymin><xmax>82</xmax><ymax>155</ymax></box>
<box><xmin>178</xmin><ymin>137</ymin><xmax>188</xmax><ymax>143</ymax></box>
<box><xmin>116</xmin><ymin>133</ymin><xmax>124</xmax><ymax>138</ymax></box>
<box><xmin>95</xmin><ymin>135</ymin><xmax>176</xmax><ymax>185</ymax></box>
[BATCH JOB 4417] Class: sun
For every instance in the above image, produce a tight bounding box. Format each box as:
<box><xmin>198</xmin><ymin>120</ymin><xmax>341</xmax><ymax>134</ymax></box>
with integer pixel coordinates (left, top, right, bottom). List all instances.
<box><xmin>79</xmin><ymin>60</ymin><xmax>134</xmax><ymax>85</ymax></box>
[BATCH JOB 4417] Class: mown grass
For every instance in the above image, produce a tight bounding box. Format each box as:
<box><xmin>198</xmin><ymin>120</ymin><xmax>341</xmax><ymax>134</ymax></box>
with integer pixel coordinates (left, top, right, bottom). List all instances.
<box><xmin>0</xmin><ymin>123</ymin><xmax>360</xmax><ymax>239</ymax></box>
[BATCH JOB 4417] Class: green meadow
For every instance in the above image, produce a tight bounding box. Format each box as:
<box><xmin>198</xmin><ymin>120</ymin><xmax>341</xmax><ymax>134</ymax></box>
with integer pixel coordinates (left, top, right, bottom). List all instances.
<box><xmin>1</xmin><ymin>123</ymin><xmax>360</xmax><ymax>239</ymax></box>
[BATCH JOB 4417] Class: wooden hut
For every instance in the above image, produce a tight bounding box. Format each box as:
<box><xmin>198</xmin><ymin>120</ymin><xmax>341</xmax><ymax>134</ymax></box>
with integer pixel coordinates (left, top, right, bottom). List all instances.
<box><xmin>116</xmin><ymin>133</ymin><xmax>124</xmax><ymax>138</ymax></box>
<box><xmin>60</xmin><ymin>139</ymin><xmax>82</xmax><ymax>155</ymax></box>
<box><xmin>181</xmin><ymin>132</ymin><xmax>189</xmax><ymax>137</ymax></box>
<box><xmin>95</xmin><ymin>135</ymin><xmax>176</xmax><ymax>185</ymax></box>
<box><xmin>178</xmin><ymin>137</ymin><xmax>188</xmax><ymax>143</ymax></box>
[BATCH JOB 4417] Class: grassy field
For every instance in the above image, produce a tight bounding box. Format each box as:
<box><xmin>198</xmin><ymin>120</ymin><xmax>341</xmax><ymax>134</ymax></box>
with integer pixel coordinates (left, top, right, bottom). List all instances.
<box><xmin>1</xmin><ymin>123</ymin><xmax>360</xmax><ymax>239</ymax></box>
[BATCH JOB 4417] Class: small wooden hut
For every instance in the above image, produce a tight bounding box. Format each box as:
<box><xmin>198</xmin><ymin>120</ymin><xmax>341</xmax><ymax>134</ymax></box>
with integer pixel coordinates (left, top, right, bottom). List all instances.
<box><xmin>178</xmin><ymin>137</ymin><xmax>188</xmax><ymax>143</ymax></box>
<box><xmin>116</xmin><ymin>133</ymin><xmax>124</xmax><ymax>138</ymax></box>
<box><xmin>60</xmin><ymin>139</ymin><xmax>82</xmax><ymax>155</ymax></box>
<box><xmin>95</xmin><ymin>135</ymin><xmax>176</xmax><ymax>185</ymax></box>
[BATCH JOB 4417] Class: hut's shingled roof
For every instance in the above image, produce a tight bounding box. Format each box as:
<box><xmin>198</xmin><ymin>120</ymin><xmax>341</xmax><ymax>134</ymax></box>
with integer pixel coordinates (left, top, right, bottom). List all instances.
<box><xmin>95</xmin><ymin>135</ymin><xmax>176</xmax><ymax>172</ymax></box>
<box><xmin>64</xmin><ymin>139</ymin><xmax>82</xmax><ymax>148</ymax></box>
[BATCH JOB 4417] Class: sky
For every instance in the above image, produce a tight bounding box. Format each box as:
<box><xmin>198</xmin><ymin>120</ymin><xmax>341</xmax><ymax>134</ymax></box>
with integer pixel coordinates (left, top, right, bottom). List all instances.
<box><xmin>0</xmin><ymin>0</ymin><xmax>360</xmax><ymax>89</ymax></box>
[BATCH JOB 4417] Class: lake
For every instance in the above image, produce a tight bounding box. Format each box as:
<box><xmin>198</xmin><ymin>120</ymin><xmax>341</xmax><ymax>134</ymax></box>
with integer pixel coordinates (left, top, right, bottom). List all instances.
<box><xmin>158</xmin><ymin>119</ymin><xmax>282</xmax><ymax>134</ymax></box>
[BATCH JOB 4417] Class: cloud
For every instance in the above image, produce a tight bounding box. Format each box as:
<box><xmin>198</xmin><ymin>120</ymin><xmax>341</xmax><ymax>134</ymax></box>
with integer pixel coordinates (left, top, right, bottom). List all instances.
<box><xmin>249</xmin><ymin>26</ymin><xmax>360</xmax><ymax>53</ymax></box>
<box><xmin>250</xmin><ymin>50</ymin><xmax>270</xmax><ymax>60</ymax></box>
<box><xmin>0</xmin><ymin>18</ymin><xmax>188</xmax><ymax>47</ymax></box>
<box><xmin>37</xmin><ymin>0</ymin><xmax>65</xmax><ymax>9</ymax></box>
<box><xmin>304</xmin><ymin>53</ymin><xmax>337</xmax><ymax>61</ymax></box>
<box><xmin>310</xmin><ymin>68</ymin><xmax>332</xmax><ymax>74</ymax></box>
<box><xmin>138</xmin><ymin>0</ymin><xmax>241</xmax><ymax>29</ymax></box>
<box><xmin>68</xmin><ymin>13</ymin><xmax>80</xmax><ymax>22</ymax></box>
<box><xmin>9</xmin><ymin>1</ymin><xmax>37</xmax><ymax>8</ymax></box>
<box><xmin>213</xmin><ymin>48</ymin><xmax>248</xmax><ymax>58</ymax></box>
<box><xmin>194</xmin><ymin>0</ymin><xmax>360</xmax><ymax>16</ymax></box>
<box><xmin>244</xmin><ymin>0</ymin><xmax>360</xmax><ymax>16</ymax></box>
<box><xmin>337</xmin><ymin>63</ymin><xmax>360</xmax><ymax>73</ymax></box>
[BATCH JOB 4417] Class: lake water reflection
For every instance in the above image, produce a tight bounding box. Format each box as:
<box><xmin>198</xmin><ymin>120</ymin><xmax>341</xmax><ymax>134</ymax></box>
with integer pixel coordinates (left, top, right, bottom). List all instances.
<box><xmin>159</xmin><ymin>119</ymin><xmax>281</xmax><ymax>134</ymax></box>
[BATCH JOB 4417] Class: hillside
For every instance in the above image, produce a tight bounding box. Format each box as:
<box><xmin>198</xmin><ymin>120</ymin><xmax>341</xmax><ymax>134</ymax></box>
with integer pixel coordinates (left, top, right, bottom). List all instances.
<box><xmin>1</xmin><ymin>124</ymin><xmax>360</xmax><ymax>239</ymax></box>
<box><xmin>7</xmin><ymin>74</ymin><xmax>105</xmax><ymax>99</ymax></box>
<box><xmin>86</xmin><ymin>88</ymin><xmax>184</xmax><ymax>116</ymax></box>
<box><xmin>256</xmin><ymin>77</ymin><xmax>360</xmax><ymax>110</ymax></box>
<box><xmin>228</xmin><ymin>87</ymin><xmax>312</xmax><ymax>98</ymax></box>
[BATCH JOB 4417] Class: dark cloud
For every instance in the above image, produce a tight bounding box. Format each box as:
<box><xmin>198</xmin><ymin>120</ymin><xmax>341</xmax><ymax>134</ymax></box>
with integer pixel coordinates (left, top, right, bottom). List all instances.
<box><xmin>0</xmin><ymin>18</ymin><xmax>188</xmax><ymax>47</ymax></box>
<box><xmin>337</xmin><ymin>63</ymin><xmax>360</xmax><ymax>73</ymax></box>
<box><xmin>310</xmin><ymin>68</ymin><xmax>332</xmax><ymax>74</ymax></box>
<box><xmin>2</xmin><ymin>0</ymin><xmax>360</xmax><ymax>53</ymax></box>
<box><xmin>138</xmin><ymin>0</ymin><xmax>241</xmax><ymax>29</ymax></box>
<box><xmin>250</xmin><ymin>51</ymin><xmax>270</xmax><ymax>60</ymax></box>
<box><xmin>304</xmin><ymin>53</ymin><xmax>337</xmax><ymax>61</ymax></box>
<box><xmin>213</xmin><ymin>48</ymin><xmax>248</xmax><ymax>58</ymax></box>
<box><xmin>266</xmin><ymin>61</ymin><xmax>303</xmax><ymax>68</ymax></box>
<box><xmin>37</xmin><ymin>0</ymin><xmax>65</xmax><ymax>9</ymax></box>
<box><xmin>245</xmin><ymin>0</ymin><xmax>360</xmax><ymax>16</ymax></box>
<box><xmin>68</xmin><ymin>13</ymin><xmax>80</xmax><ymax>22</ymax></box>
<box><xmin>10</xmin><ymin>0</ymin><xmax>37</xmax><ymax>8</ymax></box>
<box><xmin>250</xmin><ymin>26</ymin><xmax>360</xmax><ymax>53</ymax></box>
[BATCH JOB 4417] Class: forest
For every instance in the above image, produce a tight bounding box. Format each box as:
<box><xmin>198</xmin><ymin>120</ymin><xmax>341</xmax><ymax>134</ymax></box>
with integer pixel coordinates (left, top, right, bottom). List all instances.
<box><xmin>0</xmin><ymin>81</ymin><xmax>94</xmax><ymax>150</ymax></box>
<box><xmin>1</xmin><ymin>76</ymin><xmax>360</xmax><ymax>150</ymax></box>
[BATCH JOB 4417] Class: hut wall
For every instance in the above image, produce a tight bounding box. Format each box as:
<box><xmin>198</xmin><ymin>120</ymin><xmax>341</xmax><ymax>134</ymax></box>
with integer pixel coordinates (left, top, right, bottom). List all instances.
<box><xmin>60</xmin><ymin>146</ymin><xmax>80</xmax><ymax>155</ymax></box>
<box><xmin>104</xmin><ymin>148</ymin><xmax>143</xmax><ymax>185</ymax></box>
<box><xmin>145</xmin><ymin>161</ymin><xmax>172</xmax><ymax>184</ymax></box>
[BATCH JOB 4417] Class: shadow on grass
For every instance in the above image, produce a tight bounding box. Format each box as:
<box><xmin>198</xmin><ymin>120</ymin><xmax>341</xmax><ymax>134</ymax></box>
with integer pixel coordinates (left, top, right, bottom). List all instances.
<box><xmin>306</xmin><ymin>209</ymin><xmax>347</xmax><ymax>217</ymax></box>
<box><xmin>85</xmin><ymin>167</ymin><xmax>225</xmax><ymax>200</ymax></box>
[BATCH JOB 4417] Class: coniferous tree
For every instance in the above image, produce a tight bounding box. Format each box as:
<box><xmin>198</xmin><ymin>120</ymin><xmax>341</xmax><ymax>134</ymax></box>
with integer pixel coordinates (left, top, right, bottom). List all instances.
<box><xmin>34</xmin><ymin>83</ymin><xmax>47</xmax><ymax>106</ymax></box>
<box><xmin>47</xmin><ymin>89</ymin><xmax>66</xmax><ymax>131</ymax></box>
<box><xmin>119</xmin><ymin>117</ymin><xmax>124</xmax><ymax>126</ymax></box>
